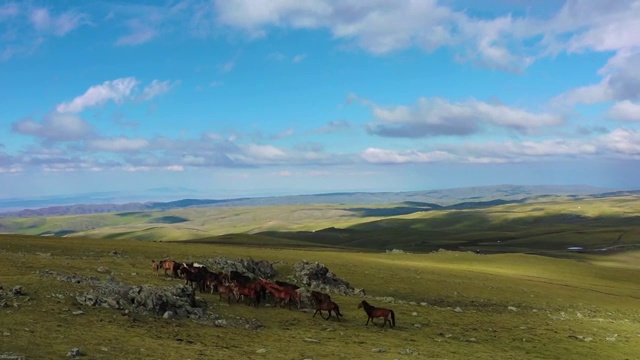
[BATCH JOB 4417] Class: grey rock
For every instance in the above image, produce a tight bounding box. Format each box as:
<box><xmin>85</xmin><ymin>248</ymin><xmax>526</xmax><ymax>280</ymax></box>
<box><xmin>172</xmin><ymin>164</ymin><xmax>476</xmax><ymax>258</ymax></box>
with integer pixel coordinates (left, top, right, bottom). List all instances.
<box><xmin>66</xmin><ymin>348</ymin><xmax>81</xmax><ymax>357</ymax></box>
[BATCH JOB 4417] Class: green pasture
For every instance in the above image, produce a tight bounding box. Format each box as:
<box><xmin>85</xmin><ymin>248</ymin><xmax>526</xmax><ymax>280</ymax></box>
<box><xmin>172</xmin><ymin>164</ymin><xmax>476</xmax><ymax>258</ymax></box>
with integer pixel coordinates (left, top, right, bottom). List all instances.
<box><xmin>1</xmin><ymin>234</ymin><xmax>639</xmax><ymax>359</ymax></box>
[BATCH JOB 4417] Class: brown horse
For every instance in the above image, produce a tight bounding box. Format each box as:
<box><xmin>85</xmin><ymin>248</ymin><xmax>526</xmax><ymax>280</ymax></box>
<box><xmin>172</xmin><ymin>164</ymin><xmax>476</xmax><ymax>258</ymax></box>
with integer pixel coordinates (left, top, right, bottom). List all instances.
<box><xmin>358</xmin><ymin>300</ymin><xmax>395</xmax><ymax>328</ymax></box>
<box><xmin>159</xmin><ymin>260</ymin><xmax>179</xmax><ymax>278</ymax></box>
<box><xmin>312</xmin><ymin>299</ymin><xmax>343</xmax><ymax>321</ymax></box>
<box><xmin>151</xmin><ymin>260</ymin><xmax>160</xmax><ymax>276</ymax></box>
<box><xmin>310</xmin><ymin>290</ymin><xmax>331</xmax><ymax>304</ymax></box>
<box><xmin>215</xmin><ymin>283</ymin><xmax>233</xmax><ymax>304</ymax></box>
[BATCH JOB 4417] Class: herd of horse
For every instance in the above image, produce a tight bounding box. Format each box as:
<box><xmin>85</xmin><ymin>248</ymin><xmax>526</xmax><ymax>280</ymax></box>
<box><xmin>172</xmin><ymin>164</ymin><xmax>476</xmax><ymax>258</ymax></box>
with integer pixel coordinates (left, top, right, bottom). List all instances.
<box><xmin>151</xmin><ymin>258</ymin><xmax>396</xmax><ymax>328</ymax></box>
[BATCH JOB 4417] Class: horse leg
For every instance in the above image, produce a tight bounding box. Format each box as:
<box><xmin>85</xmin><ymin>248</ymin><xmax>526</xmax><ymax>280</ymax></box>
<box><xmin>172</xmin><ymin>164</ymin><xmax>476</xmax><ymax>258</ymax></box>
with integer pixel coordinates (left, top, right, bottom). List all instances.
<box><xmin>365</xmin><ymin>317</ymin><xmax>370</xmax><ymax>326</ymax></box>
<box><xmin>313</xmin><ymin>309</ymin><xmax>319</xmax><ymax>318</ymax></box>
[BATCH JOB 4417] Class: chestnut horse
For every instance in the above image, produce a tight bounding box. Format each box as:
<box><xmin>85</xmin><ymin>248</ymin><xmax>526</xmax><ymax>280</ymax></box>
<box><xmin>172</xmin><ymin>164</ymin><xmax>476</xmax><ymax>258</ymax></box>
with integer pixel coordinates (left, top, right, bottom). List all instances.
<box><xmin>158</xmin><ymin>260</ymin><xmax>180</xmax><ymax>278</ymax></box>
<box><xmin>358</xmin><ymin>300</ymin><xmax>395</xmax><ymax>328</ymax></box>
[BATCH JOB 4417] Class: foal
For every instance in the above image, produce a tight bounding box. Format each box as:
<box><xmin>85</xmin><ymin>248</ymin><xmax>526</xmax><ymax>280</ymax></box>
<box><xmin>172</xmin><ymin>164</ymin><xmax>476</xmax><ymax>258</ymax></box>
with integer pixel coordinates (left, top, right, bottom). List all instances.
<box><xmin>358</xmin><ymin>300</ymin><xmax>396</xmax><ymax>328</ymax></box>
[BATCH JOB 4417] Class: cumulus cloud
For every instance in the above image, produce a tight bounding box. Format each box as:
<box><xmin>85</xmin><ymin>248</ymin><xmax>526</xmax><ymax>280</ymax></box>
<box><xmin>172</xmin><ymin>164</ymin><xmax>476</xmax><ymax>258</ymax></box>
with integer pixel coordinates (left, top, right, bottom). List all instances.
<box><xmin>86</xmin><ymin>137</ymin><xmax>150</xmax><ymax>152</ymax></box>
<box><xmin>360</xmin><ymin>137</ymin><xmax>600</xmax><ymax>165</ymax></box>
<box><xmin>609</xmin><ymin>101</ymin><xmax>640</xmax><ymax>121</ymax></box>
<box><xmin>364</xmin><ymin>97</ymin><xmax>563</xmax><ymax>138</ymax></box>
<box><xmin>56</xmin><ymin>77</ymin><xmax>140</xmax><ymax>113</ymax></box>
<box><xmin>598</xmin><ymin>128</ymin><xmax>640</xmax><ymax>155</ymax></box>
<box><xmin>12</xmin><ymin>112</ymin><xmax>93</xmax><ymax>141</ymax></box>
<box><xmin>361</xmin><ymin>148</ymin><xmax>454</xmax><ymax>164</ymax></box>
<box><xmin>56</xmin><ymin>77</ymin><xmax>175</xmax><ymax>113</ymax></box>
<box><xmin>212</xmin><ymin>0</ymin><xmax>531</xmax><ymax>70</ymax></box>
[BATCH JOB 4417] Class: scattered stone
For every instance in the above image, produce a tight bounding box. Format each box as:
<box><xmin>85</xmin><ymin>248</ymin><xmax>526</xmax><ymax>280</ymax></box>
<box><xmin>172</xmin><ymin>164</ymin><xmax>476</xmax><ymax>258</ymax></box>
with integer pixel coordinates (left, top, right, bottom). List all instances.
<box><xmin>0</xmin><ymin>353</ymin><xmax>25</xmax><ymax>360</ymax></box>
<box><xmin>110</xmin><ymin>250</ymin><xmax>121</xmax><ymax>256</ymax></box>
<box><xmin>371</xmin><ymin>348</ymin><xmax>386</xmax><ymax>353</ymax></box>
<box><xmin>414</xmin><ymin>324</ymin><xmax>422</xmax><ymax>328</ymax></box>
<box><xmin>72</xmin><ymin>310</ymin><xmax>84</xmax><ymax>315</ymax></box>
<box><xmin>606</xmin><ymin>334</ymin><xmax>618</xmax><ymax>341</ymax></box>
<box><xmin>256</xmin><ymin>349</ymin><xmax>267</xmax><ymax>354</ymax></box>
<box><xmin>453</xmin><ymin>307</ymin><xmax>463</xmax><ymax>313</ymax></box>
<box><xmin>66</xmin><ymin>348</ymin><xmax>81</xmax><ymax>357</ymax></box>
<box><xmin>131</xmin><ymin>272</ymin><xmax>137</xmax><ymax>276</ymax></box>
<box><xmin>303</xmin><ymin>338</ymin><xmax>320</xmax><ymax>343</ymax></box>
<box><xmin>96</xmin><ymin>267</ymin><xmax>108</xmax><ymax>273</ymax></box>
<box><xmin>11</xmin><ymin>286</ymin><xmax>23</xmax><ymax>296</ymax></box>
<box><xmin>508</xmin><ymin>306</ymin><xmax>518</xmax><ymax>311</ymax></box>
<box><xmin>163</xmin><ymin>311</ymin><xmax>175</xmax><ymax>319</ymax></box>
<box><xmin>399</xmin><ymin>348</ymin><xmax>418</xmax><ymax>355</ymax></box>
<box><xmin>386</xmin><ymin>249</ymin><xmax>409</xmax><ymax>254</ymax></box>
<box><xmin>3</xmin><ymin>332</ymin><xmax>9</xmax><ymax>336</ymax></box>
<box><xmin>568</xmin><ymin>335</ymin><xmax>592</xmax><ymax>342</ymax></box>
<box><xmin>420</xmin><ymin>302</ymin><xmax>428</xmax><ymax>306</ymax></box>
<box><xmin>411</xmin><ymin>312</ymin><xmax>418</xmax><ymax>316</ymax></box>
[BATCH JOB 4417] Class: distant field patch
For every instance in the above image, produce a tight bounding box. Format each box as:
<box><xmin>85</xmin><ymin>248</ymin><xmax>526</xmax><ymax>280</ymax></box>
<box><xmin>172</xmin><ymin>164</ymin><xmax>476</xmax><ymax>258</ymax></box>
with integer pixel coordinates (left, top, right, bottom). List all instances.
<box><xmin>116</xmin><ymin>212</ymin><xmax>150</xmax><ymax>217</ymax></box>
<box><xmin>147</xmin><ymin>215</ymin><xmax>189</xmax><ymax>224</ymax></box>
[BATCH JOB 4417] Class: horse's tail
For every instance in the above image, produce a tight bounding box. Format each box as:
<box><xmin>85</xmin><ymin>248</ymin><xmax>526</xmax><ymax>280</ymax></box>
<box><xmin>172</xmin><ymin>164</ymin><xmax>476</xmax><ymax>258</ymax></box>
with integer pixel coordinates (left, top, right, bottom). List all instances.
<box><xmin>390</xmin><ymin>310</ymin><xmax>396</xmax><ymax>327</ymax></box>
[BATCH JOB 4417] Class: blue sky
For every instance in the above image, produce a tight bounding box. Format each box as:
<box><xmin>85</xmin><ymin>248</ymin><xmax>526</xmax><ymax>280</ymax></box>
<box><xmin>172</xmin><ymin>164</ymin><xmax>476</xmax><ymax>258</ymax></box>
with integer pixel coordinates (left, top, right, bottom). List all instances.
<box><xmin>1</xmin><ymin>0</ymin><xmax>640</xmax><ymax>200</ymax></box>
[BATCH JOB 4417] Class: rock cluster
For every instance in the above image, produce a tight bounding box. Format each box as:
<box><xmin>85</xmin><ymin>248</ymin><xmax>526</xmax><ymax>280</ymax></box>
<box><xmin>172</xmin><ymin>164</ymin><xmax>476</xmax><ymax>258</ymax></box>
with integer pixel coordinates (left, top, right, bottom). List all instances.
<box><xmin>204</xmin><ymin>256</ymin><xmax>277</xmax><ymax>279</ymax></box>
<box><xmin>292</xmin><ymin>261</ymin><xmax>362</xmax><ymax>295</ymax></box>
<box><xmin>75</xmin><ymin>282</ymin><xmax>204</xmax><ymax>319</ymax></box>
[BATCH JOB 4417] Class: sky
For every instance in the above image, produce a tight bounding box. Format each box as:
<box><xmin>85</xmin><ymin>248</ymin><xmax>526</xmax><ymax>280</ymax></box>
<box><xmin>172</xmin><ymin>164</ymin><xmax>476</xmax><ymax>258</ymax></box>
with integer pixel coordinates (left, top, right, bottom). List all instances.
<box><xmin>1</xmin><ymin>0</ymin><xmax>640</xmax><ymax>200</ymax></box>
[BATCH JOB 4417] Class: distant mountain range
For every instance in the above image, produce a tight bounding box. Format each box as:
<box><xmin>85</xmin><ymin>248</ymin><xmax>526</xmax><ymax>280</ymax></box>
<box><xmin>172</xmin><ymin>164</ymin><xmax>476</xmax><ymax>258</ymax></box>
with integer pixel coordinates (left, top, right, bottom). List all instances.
<box><xmin>0</xmin><ymin>184</ymin><xmax>635</xmax><ymax>218</ymax></box>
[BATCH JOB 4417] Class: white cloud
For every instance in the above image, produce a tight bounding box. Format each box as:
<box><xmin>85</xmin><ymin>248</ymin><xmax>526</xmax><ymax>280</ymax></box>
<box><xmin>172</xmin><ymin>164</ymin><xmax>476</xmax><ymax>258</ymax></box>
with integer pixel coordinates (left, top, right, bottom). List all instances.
<box><xmin>12</xmin><ymin>112</ymin><xmax>93</xmax><ymax>141</ymax></box>
<box><xmin>365</xmin><ymin>97</ymin><xmax>563</xmax><ymax>138</ymax></box>
<box><xmin>115</xmin><ymin>20</ymin><xmax>157</xmax><ymax>46</ymax></box>
<box><xmin>56</xmin><ymin>77</ymin><xmax>140</xmax><ymax>113</ymax></box>
<box><xmin>56</xmin><ymin>77</ymin><xmax>175</xmax><ymax>113</ymax></box>
<box><xmin>609</xmin><ymin>101</ymin><xmax>640</xmax><ymax>121</ymax></box>
<box><xmin>292</xmin><ymin>53</ymin><xmax>307</xmax><ymax>63</ymax></box>
<box><xmin>599</xmin><ymin>128</ymin><xmax>640</xmax><ymax>155</ymax></box>
<box><xmin>28</xmin><ymin>7</ymin><xmax>88</xmax><ymax>36</ymax></box>
<box><xmin>0</xmin><ymin>3</ymin><xmax>19</xmax><ymax>19</ymax></box>
<box><xmin>86</xmin><ymin>137</ymin><xmax>149</xmax><ymax>152</ymax></box>
<box><xmin>139</xmin><ymin>80</ymin><xmax>175</xmax><ymax>101</ymax></box>
<box><xmin>361</xmin><ymin>148</ymin><xmax>454</xmax><ymax>164</ymax></box>
<box><xmin>209</xmin><ymin>1</ymin><xmax>640</xmax><ymax>73</ymax></box>
<box><xmin>165</xmin><ymin>165</ymin><xmax>184</xmax><ymax>171</ymax></box>
<box><xmin>220</xmin><ymin>61</ymin><xmax>235</xmax><ymax>73</ymax></box>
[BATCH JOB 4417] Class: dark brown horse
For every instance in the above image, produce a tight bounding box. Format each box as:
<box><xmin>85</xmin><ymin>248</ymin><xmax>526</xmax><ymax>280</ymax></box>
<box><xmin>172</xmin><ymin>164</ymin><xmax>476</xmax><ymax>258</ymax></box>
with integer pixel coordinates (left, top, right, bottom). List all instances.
<box><xmin>310</xmin><ymin>290</ymin><xmax>331</xmax><ymax>304</ymax></box>
<box><xmin>311</xmin><ymin>294</ymin><xmax>342</xmax><ymax>321</ymax></box>
<box><xmin>358</xmin><ymin>300</ymin><xmax>395</xmax><ymax>328</ymax></box>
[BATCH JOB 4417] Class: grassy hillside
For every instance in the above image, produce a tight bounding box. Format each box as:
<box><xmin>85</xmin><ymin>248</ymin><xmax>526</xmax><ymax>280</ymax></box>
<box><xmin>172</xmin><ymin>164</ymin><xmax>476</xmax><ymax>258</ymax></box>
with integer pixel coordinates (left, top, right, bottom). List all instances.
<box><xmin>0</xmin><ymin>234</ymin><xmax>639</xmax><ymax>359</ymax></box>
<box><xmin>2</xmin><ymin>196</ymin><xmax>640</xmax><ymax>256</ymax></box>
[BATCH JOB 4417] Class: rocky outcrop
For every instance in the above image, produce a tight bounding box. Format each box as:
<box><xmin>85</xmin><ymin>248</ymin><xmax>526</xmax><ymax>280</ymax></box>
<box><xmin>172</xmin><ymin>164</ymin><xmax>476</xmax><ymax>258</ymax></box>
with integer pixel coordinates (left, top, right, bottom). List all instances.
<box><xmin>292</xmin><ymin>261</ymin><xmax>363</xmax><ymax>295</ymax></box>
<box><xmin>204</xmin><ymin>256</ymin><xmax>277</xmax><ymax>279</ymax></box>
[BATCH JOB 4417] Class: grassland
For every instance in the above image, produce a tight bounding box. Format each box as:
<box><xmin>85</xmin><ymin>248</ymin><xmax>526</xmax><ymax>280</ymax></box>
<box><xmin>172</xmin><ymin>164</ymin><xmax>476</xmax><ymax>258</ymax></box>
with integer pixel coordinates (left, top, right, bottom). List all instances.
<box><xmin>1</xmin><ymin>195</ymin><xmax>640</xmax><ymax>359</ymax></box>
<box><xmin>1</xmin><ymin>233</ymin><xmax>640</xmax><ymax>359</ymax></box>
